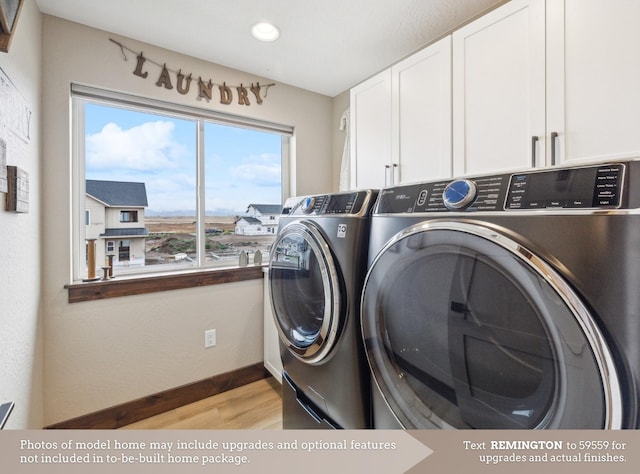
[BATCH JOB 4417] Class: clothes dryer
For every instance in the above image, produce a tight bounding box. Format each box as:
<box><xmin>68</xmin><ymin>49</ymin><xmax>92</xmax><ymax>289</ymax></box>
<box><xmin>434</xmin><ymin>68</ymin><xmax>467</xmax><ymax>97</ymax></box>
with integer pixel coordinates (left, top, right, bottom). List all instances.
<box><xmin>269</xmin><ymin>190</ymin><xmax>377</xmax><ymax>429</ymax></box>
<box><xmin>362</xmin><ymin>162</ymin><xmax>640</xmax><ymax>429</ymax></box>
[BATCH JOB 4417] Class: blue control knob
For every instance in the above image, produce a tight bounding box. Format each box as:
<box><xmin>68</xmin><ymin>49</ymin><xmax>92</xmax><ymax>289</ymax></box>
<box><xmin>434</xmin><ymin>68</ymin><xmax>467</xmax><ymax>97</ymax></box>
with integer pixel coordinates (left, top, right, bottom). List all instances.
<box><xmin>300</xmin><ymin>196</ymin><xmax>316</xmax><ymax>213</ymax></box>
<box><xmin>443</xmin><ymin>179</ymin><xmax>477</xmax><ymax>210</ymax></box>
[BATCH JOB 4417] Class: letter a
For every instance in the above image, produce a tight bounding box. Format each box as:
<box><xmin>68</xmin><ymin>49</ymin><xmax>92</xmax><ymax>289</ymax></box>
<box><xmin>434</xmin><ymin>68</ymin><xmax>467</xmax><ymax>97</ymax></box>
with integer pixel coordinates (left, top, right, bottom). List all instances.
<box><xmin>133</xmin><ymin>53</ymin><xmax>148</xmax><ymax>79</ymax></box>
<box><xmin>156</xmin><ymin>64</ymin><xmax>173</xmax><ymax>89</ymax></box>
<box><xmin>219</xmin><ymin>83</ymin><xmax>233</xmax><ymax>105</ymax></box>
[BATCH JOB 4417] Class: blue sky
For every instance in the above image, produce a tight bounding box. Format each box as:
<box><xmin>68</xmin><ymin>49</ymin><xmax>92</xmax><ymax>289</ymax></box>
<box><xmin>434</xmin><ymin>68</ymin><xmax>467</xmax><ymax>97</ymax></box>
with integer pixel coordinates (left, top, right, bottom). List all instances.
<box><xmin>84</xmin><ymin>103</ymin><xmax>282</xmax><ymax>215</ymax></box>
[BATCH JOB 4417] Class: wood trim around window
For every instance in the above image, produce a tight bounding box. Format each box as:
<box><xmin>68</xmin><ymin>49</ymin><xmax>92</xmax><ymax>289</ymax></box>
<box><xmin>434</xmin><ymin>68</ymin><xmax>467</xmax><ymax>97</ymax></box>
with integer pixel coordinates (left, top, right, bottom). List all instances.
<box><xmin>66</xmin><ymin>265</ymin><xmax>265</xmax><ymax>303</ymax></box>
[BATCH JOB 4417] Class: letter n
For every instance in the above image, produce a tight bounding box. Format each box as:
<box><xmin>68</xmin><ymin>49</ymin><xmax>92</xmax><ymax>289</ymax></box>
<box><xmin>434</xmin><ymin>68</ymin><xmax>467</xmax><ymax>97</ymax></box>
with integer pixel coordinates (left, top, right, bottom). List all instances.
<box><xmin>198</xmin><ymin>78</ymin><xmax>213</xmax><ymax>101</ymax></box>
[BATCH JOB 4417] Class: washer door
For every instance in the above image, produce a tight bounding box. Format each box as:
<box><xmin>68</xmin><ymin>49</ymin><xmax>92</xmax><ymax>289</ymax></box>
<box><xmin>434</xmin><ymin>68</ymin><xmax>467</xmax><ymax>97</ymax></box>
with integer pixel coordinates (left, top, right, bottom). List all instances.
<box><xmin>361</xmin><ymin>220</ymin><xmax>622</xmax><ymax>429</ymax></box>
<box><xmin>269</xmin><ymin>221</ymin><xmax>342</xmax><ymax>364</ymax></box>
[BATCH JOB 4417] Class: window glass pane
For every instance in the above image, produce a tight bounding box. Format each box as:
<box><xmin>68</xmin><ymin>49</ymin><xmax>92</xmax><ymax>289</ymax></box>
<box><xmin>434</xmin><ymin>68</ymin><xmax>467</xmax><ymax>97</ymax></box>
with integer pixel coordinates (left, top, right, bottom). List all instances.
<box><xmin>77</xmin><ymin>96</ymin><xmax>286</xmax><ymax>280</ymax></box>
<box><xmin>84</xmin><ymin>103</ymin><xmax>197</xmax><ymax>274</ymax></box>
<box><xmin>204</xmin><ymin>122</ymin><xmax>282</xmax><ymax>268</ymax></box>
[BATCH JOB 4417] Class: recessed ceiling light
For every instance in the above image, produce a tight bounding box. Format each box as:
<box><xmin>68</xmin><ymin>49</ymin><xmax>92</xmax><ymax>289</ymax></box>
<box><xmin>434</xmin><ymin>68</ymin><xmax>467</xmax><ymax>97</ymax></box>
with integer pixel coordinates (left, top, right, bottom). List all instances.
<box><xmin>251</xmin><ymin>22</ymin><xmax>280</xmax><ymax>42</ymax></box>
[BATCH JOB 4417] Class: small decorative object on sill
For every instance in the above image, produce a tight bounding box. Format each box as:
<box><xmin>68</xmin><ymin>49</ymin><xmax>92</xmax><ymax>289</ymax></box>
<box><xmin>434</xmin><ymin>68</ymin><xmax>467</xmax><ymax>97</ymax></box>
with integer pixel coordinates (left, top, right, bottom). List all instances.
<box><xmin>239</xmin><ymin>250</ymin><xmax>248</xmax><ymax>267</ymax></box>
<box><xmin>253</xmin><ymin>249</ymin><xmax>262</xmax><ymax>265</ymax></box>
<box><xmin>83</xmin><ymin>238</ymin><xmax>101</xmax><ymax>282</ymax></box>
<box><xmin>106</xmin><ymin>254</ymin><xmax>115</xmax><ymax>278</ymax></box>
<box><xmin>101</xmin><ymin>266</ymin><xmax>111</xmax><ymax>281</ymax></box>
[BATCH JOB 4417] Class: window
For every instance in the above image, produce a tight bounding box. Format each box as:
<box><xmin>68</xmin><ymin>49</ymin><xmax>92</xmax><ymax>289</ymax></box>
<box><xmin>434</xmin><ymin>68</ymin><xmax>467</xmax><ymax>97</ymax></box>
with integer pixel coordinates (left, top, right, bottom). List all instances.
<box><xmin>120</xmin><ymin>210</ymin><xmax>139</xmax><ymax>223</ymax></box>
<box><xmin>72</xmin><ymin>85</ymin><xmax>292</xmax><ymax>281</ymax></box>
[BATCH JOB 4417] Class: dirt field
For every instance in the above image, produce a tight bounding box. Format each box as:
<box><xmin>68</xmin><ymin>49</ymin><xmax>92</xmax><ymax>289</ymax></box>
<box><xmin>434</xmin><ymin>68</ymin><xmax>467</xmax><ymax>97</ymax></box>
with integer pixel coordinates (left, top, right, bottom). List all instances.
<box><xmin>144</xmin><ymin>216</ymin><xmax>273</xmax><ymax>266</ymax></box>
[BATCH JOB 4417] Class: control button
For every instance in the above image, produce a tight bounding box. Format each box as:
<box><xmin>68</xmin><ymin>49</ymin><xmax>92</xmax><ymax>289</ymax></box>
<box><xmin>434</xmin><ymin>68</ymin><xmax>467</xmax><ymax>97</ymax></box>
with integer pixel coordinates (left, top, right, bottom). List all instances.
<box><xmin>416</xmin><ymin>190</ymin><xmax>428</xmax><ymax>206</ymax></box>
<box><xmin>300</xmin><ymin>196</ymin><xmax>316</xmax><ymax>214</ymax></box>
<box><xmin>443</xmin><ymin>179</ymin><xmax>478</xmax><ymax>210</ymax></box>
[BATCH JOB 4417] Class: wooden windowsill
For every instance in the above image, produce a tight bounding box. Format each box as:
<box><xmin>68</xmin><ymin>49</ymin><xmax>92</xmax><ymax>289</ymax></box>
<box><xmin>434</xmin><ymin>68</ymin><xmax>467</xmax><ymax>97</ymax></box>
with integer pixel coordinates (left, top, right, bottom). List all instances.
<box><xmin>65</xmin><ymin>265</ymin><xmax>265</xmax><ymax>303</ymax></box>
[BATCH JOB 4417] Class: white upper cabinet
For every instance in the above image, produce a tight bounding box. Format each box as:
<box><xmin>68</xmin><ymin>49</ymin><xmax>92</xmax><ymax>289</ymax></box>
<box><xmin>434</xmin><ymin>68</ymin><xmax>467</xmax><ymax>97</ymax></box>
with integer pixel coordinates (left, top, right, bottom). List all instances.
<box><xmin>350</xmin><ymin>69</ymin><xmax>392</xmax><ymax>190</ymax></box>
<box><xmin>351</xmin><ymin>0</ymin><xmax>640</xmax><ymax>185</ymax></box>
<box><xmin>350</xmin><ymin>36</ymin><xmax>452</xmax><ymax>189</ymax></box>
<box><xmin>547</xmin><ymin>0</ymin><xmax>640</xmax><ymax>166</ymax></box>
<box><xmin>392</xmin><ymin>36</ymin><xmax>452</xmax><ymax>184</ymax></box>
<box><xmin>452</xmin><ymin>0</ymin><xmax>545</xmax><ymax>176</ymax></box>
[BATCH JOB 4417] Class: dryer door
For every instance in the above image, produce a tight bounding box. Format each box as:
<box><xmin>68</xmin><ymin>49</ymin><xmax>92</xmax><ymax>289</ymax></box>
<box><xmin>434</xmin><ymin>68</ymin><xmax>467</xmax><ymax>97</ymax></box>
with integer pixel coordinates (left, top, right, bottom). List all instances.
<box><xmin>269</xmin><ymin>221</ymin><xmax>342</xmax><ymax>364</ymax></box>
<box><xmin>361</xmin><ymin>220</ymin><xmax>622</xmax><ymax>429</ymax></box>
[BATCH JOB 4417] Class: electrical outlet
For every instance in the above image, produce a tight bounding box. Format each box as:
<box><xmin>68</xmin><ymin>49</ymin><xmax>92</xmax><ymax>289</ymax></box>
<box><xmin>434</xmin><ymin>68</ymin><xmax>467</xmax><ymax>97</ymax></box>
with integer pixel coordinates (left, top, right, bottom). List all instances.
<box><xmin>205</xmin><ymin>329</ymin><xmax>216</xmax><ymax>348</ymax></box>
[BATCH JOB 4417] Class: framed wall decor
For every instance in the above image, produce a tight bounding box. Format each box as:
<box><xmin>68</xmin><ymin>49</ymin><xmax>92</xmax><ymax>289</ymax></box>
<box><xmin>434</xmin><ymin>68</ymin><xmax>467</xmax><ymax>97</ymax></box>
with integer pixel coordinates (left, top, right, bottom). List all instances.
<box><xmin>0</xmin><ymin>0</ymin><xmax>24</xmax><ymax>53</ymax></box>
<box><xmin>0</xmin><ymin>138</ymin><xmax>7</xmax><ymax>193</ymax></box>
<box><xmin>6</xmin><ymin>164</ymin><xmax>28</xmax><ymax>212</ymax></box>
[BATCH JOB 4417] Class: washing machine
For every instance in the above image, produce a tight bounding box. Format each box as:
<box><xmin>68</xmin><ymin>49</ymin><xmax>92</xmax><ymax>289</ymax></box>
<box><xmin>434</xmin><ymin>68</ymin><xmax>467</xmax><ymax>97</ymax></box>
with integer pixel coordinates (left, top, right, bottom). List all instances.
<box><xmin>269</xmin><ymin>190</ymin><xmax>377</xmax><ymax>429</ymax></box>
<box><xmin>361</xmin><ymin>161</ymin><xmax>640</xmax><ymax>429</ymax></box>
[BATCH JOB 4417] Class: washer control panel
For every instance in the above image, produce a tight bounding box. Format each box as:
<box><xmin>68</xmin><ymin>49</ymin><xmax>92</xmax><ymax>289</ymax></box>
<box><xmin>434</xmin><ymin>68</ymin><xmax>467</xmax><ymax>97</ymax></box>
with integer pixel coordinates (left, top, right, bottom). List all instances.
<box><xmin>375</xmin><ymin>162</ymin><xmax>627</xmax><ymax>214</ymax></box>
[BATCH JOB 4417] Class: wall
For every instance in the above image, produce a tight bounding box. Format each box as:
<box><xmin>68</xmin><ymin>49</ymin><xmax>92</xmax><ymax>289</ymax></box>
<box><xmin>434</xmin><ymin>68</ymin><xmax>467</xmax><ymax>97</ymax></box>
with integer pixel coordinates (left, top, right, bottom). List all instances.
<box><xmin>0</xmin><ymin>0</ymin><xmax>43</xmax><ymax>429</ymax></box>
<box><xmin>40</xmin><ymin>16</ymin><xmax>334</xmax><ymax>425</ymax></box>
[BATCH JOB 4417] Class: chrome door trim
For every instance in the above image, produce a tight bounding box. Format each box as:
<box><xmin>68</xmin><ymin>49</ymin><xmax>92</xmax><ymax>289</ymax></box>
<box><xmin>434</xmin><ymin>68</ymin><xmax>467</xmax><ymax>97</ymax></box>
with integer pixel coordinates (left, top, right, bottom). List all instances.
<box><xmin>364</xmin><ymin>219</ymin><xmax>623</xmax><ymax>429</ymax></box>
<box><xmin>269</xmin><ymin>221</ymin><xmax>341</xmax><ymax>364</ymax></box>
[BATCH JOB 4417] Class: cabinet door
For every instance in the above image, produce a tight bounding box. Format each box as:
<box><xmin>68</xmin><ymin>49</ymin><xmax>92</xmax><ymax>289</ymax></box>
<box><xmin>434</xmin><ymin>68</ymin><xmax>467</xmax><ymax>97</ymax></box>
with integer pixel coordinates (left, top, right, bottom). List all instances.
<box><xmin>392</xmin><ymin>36</ymin><xmax>452</xmax><ymax>184</ymax></box>
<box><xmin>350</xmin><ymin>69</ymin><xmax>392</xmax><ymax>189</ymax></box>
<box><xmin>547</xmin><ymin>0</ymin><xmax>640</xmax><ymax>165</ymax></box>
<box><xmin>453</xmin><ymin>0</ymin><xmax>545</xmax><ymax>176</ymax></box>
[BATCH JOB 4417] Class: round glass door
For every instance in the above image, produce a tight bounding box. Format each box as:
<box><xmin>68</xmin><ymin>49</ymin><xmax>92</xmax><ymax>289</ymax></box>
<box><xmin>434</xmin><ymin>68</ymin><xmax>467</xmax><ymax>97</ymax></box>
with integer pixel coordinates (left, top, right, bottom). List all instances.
<box><xmin>361</xmin><ymin>220</ymin><xmax>622</xmax><ymax>429</ymax></box>
<box><xmin>269</xmin><ymin>221</ymin><xmax>341</xmax><ymax>364</ymax></box>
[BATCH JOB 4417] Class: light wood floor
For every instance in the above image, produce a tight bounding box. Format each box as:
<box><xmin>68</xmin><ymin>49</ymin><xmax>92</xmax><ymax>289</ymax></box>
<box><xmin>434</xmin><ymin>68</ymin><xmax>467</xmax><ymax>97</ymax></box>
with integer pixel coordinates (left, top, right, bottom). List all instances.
<box><xmin>120</xmin><ymin>377</ymin><xmax>283</xmax><ymax>430</ymax></box>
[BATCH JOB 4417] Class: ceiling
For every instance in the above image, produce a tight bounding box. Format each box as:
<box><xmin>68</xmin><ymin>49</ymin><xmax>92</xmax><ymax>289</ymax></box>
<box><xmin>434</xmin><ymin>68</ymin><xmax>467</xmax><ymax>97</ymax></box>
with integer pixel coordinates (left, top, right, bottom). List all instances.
<box><xmin>35</xmin><ymin>0</ymin><xmax>503</xmax><ymax>97</ymax></box>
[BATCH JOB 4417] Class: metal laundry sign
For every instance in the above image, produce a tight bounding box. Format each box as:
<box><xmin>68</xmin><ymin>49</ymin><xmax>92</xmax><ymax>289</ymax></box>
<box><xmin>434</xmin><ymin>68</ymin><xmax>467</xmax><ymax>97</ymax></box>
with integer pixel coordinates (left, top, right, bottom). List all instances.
<box><xmin>110</xmin><ymin>38</ymin><xmax>275</xmax><ymax>106</ymax></box>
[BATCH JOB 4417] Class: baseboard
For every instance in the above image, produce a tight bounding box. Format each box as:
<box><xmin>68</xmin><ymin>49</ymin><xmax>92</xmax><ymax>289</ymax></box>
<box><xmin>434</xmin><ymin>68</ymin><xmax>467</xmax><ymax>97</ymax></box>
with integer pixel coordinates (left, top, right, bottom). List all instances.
<box><xmin>45</xmin><ymin>362</ymin><xmax>269</xmax><ymax>429</ymax></box>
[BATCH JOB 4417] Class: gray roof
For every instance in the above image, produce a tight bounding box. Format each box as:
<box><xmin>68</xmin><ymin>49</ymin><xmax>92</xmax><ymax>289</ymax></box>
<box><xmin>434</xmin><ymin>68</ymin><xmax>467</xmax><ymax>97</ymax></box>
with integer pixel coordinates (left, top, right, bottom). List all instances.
<box><xmin>101</xmin><ymin>228</ymin><xmax>149</xmax><ymax>237</ymax></box>
<box><xmin>86</xmin><ymin>180</ymin><xmax>148</xmax><ymax>207</ymax></box>
<box><xmin>247</xmin><ymin>204</ymin><xmax>281</xmax><ymax>214</ymax></box>
<box><xmin>238</xmin><ymin>217</ymin><xmax>262</xmax><ymax>224</ymax></box>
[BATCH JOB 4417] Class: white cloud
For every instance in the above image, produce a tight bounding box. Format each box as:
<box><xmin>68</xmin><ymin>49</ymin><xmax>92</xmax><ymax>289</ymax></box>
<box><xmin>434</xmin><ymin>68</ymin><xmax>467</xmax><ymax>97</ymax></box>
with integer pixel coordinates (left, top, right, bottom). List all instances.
<box><xmin>229</xmin><ymin>153</ymin><xmax>281</xmax><ymax>186</ymax></box>
<box><xmin>86</xmin><ymin>121</ymin><xmax>188</xmax><ymax>171</ymax></box>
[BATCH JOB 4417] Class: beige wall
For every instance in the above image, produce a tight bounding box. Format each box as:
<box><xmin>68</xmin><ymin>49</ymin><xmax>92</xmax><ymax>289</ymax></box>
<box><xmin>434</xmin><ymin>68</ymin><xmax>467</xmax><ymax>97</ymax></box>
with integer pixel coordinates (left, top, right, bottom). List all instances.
<box><xmin>40</xmin><ymin>16</ymin><xmax>336</xmax><ymax>425</ymax></box>
<box><xmin>0</xmin><ymin>0</ymin><xmax>43</xmax><ymax>429</ymax></box>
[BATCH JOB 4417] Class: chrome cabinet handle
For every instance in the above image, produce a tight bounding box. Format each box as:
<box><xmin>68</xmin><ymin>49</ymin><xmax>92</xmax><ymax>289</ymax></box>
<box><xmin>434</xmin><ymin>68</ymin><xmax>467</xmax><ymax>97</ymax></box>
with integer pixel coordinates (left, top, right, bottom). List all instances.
<box><xmin>550</xmin><ymin>131</ymin><xmax>559</xmax><ymax>165</ymax></box>
<box><xmin>385</xmin><ymin>165</ymin><xmax>390</xmax><ymax>186</ymax></box>
<box><xmin>392</xmin><ymin>163</ymin><xmax>398</xmax><ymax>185</ymax></box>
<box><xmin>531</xmin><ymin>136</ymin><xmax>539</xmax><ymax>168</ymax></box>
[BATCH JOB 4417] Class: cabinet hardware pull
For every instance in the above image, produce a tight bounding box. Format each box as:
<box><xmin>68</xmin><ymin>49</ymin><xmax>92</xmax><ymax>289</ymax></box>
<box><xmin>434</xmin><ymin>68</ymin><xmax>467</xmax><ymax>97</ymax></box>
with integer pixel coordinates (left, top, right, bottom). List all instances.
<box><xmin>550</xmin><ymin>131</ymin><xmax>559</xmax><ymax>166</ymax></box>
<box><xmin>392</xmin><ymin>163</ymin><xmax>398</xmax><ymax>185</ymax></box>
<box><xmin>531</xmin><ymin>136</ymin><xmax>539</xmax><ymax>168</ymax></box>
<box><xmin>385</xmin><ymin>165</ymin><xmax>391</xmax><ymax>186</ymax></box>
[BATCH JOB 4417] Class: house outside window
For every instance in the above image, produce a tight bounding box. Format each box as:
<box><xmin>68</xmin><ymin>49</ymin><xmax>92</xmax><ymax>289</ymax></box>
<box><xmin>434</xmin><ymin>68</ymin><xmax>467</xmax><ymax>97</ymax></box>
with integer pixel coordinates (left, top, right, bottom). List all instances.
<box><xmin>72</xmin><ymin>84</ymin><xmax>291</xmax><ymax>281</ymax></box>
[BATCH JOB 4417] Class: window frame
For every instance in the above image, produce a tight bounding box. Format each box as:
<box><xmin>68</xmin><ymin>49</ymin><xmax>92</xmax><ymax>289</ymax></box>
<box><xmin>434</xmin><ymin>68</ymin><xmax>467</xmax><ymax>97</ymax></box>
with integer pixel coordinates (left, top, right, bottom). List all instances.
<box><xmin>71</xmin><ymin>84</ymin><xmax>293</xmax><ymax>285</ymax></box>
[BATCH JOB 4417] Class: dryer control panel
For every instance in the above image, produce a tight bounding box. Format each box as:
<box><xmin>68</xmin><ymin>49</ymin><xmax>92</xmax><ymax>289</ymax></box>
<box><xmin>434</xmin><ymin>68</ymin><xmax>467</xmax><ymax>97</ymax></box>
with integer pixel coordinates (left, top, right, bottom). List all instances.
<box><xmin>286</xmin><ymin>190</ymin><xmax>377</xmax><ymax>217</ymax></box>
<box><xmin>375</xmin><ymin>162</ymin><xmax>627</xmax><ymax>214</ymax></box>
